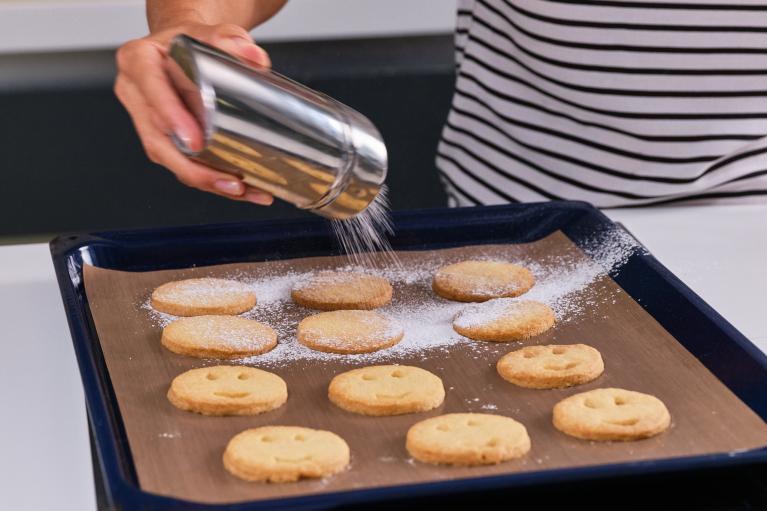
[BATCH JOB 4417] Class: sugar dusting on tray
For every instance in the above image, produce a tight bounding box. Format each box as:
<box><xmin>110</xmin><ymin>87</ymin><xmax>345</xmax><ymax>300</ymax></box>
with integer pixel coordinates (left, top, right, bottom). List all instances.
<box><xmin>142</xmin><ymin>227</ymin><xmax>640</xmax><ymax>367</ymax></box>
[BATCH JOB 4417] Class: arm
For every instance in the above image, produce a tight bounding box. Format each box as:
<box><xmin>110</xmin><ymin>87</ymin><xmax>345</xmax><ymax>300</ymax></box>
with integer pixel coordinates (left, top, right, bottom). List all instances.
<box><xmin>114</xmin><ymin>1</ymin><xmax>288</xmax><ymax>205</ymax></box>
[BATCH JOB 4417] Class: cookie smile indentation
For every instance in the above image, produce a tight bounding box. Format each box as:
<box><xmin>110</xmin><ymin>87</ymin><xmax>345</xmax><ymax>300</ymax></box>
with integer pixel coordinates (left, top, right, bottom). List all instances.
<box><xmin>274</xmin><ymin>455</ymin><xmax>312</xmax><ymax>463</ymax></box>
<box><xmin>375</xmin><ymin>392</ymin><xmax>410</xmax><ymax>399</ymax></box>
<box><xmin>605</xmin><ymin>418</ymin><xmax>639</xmax><ymax>426</ymax></box>
<box><xmin>214</xmin><ymin>391</ymin><xmax>250</xmax><ymax>398</ymax></box>
<box><xmin>544</xmin><ymin>362</ymin><xmax>578</xmax><ymax>371</ymax></box>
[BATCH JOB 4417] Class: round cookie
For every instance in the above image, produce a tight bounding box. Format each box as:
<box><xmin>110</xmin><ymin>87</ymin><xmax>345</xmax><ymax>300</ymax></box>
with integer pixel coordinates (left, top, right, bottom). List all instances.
<box><xmin>328</xmin><ymin>365</ymin><xmax>445</xmax><ymax>416</ymax></box>
<box><xmin>151</xmin><ymin>278</ymin><xmax>256</xmax><ymax>316</ymax></box>
<box><xmin>453</xmin><ymin>298</ymin><xmax>555</xmax><ymax>342</ymax></box>
<box><xmin>553</xmin><ymin>388</ymin><xmax>671</xmax><ymax>441</ymax></box>
<box><xmin>297</xmin><ymin>310</ymin><xmax>403</xmax><ymax>354</ymax></box>
<box><xmin>406</xmin><ymin>413</ymin><xmax>531</xmax><ymax>466</ymax></box>
<box><xmin>291</xmin><ymin>271</ymin><xmax>393</xmax><ymax>310</ymax></box>
<box><xmin>432</xmin><ymin>260</ymin><xmax>535</xmax><ymax>302</ymax></box>
<box><xmin>223</xmin><ymin>426</ymin><xmax>350</xmax><ymax>483</ymax></box>
<box><xmin>167</xmin><ymin>366</ymin><xmax>287</xmax><ymax>416</ymax></box>
<box><xmin>161</xmin><ymin>315</ymin><xmax>277</xmax><ymax>359</ymax></box>
<box><xmin>497</xmin><ymin>344</ymin><xmax>604</xmax><ymax>389</ymax></box>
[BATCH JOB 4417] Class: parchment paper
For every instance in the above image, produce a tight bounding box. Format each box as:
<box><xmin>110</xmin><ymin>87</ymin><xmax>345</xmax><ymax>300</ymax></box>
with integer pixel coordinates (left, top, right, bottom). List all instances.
<box><xmin>83</xmin><ymin>231</ymin><xmax>767</xmax><ymax>505</ymax></box>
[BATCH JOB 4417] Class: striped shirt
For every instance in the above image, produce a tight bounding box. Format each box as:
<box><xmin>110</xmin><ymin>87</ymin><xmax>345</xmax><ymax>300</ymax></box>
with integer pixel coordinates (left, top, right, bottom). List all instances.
<box><xmin>436</xmin><ymin>0</ymin><xmax>767</xmax><ymax>207</ymax></box>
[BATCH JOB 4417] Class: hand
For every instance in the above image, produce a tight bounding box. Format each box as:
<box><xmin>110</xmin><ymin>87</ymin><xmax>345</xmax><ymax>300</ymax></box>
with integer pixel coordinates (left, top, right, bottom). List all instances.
<box><xmin>114</xmin><ymin>23</ymin><xmax>274</xmax><ymax>205</ymax></box>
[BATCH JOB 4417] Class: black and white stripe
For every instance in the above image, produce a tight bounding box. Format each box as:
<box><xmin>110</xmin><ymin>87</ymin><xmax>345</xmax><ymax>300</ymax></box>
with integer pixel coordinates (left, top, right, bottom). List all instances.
<box><xmin>438</xmin><ymin>0</ymin><xmax>767</xmax><ymax>206</ymax></box>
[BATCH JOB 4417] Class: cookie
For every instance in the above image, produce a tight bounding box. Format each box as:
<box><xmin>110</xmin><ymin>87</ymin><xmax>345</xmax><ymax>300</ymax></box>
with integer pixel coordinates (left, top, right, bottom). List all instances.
<box><xmin>432</xmin><ymin>260</ymin><xmax>534</xmax><ymax>302</ymax></box>
<box><xmin>297</xmin><ymin>310</ymin><xmax>403</xmax><ymax>354</ymax></box>
<box><xmin>328</xmin><ymin>365</ymin><xmax>445</xmax><ymax>416</ymax></box>
<box><xmin>167</xmin><ymin>366</ymin><xmax>287</xmax><ymax>416</ymax></box>
<box><xmin>553</xmin><ymin>388</ymin><xmax>671</xmax><ymax>441</ymax></box>
<box><xmin>223</xmin><ymin>426</ymin><xmax>350</xmax><ymax>483</ymax></box>
<box><xmin>161</xmin><ymin>315</ymin><xmax>277</xmax><ymax>359</ymax></box>
<box><xmin>151</xmin><ymin>278</ymin><xmax>256</xmax><ymax>316</ymax></box>
<box><xmin>453</xmin><ymin>298</ymin><xmax>555</xmax><ymax>342</ymax></box>
<box><xmin>497</xmin><ymin>344</ymin><xmax>604</xmax><ymax>389</ymax></box>
<box><xmin>406</xmin><ymin>413</ymin><xmax>531</xmax><ymax>466</ymax></box>
<box><xmin>291</xmin><ymin>271</ymin><xmax>393</xmax><ymax>310</ymax></box>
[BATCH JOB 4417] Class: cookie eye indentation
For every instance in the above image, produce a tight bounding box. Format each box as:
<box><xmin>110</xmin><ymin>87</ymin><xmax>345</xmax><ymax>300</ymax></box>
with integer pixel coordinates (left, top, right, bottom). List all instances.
<box><xmin>261</xmin><ymin>435</ymin><xmax>275</xmax><ymax>443</ymax></box>
<box><xmin>206</xmin><ymin>373</ymin><xmax>218</xmax><ymax>380</ymax></box>
<box><xmin>237</xmin><ymin>373</ymin><xmax>249</xmax><ymax>380</ymax></box>
<box><xmin>436</xmin><ymin>424</ymin><xmax>450</xmax><ymax>432</ymax></box>
<box><xmin>614</xmin><ymin>396</ymin><xmax>627</xmax><ymax>406</ymax></box>
<box><xmin>523</xmin><ymin>350</ymin><xmax>537</xmax><ymax>359</ymax></box>
<box><xmin>552</xmin><ymin>347</ymin><xmax>566</xmax><ymax>355</ymax></box>
<box><xmin>390</xmin><ymin>370</ymin><xmax>404</xmax><ymax>378</ymax></box>
<box><xmin>486</xmin><ymin>438</ymin><xmax>500</xmax><ymax>447</ymax></box>
<box><xmin>584</xmin><ymin>398</ymin><xmax>599</xmax><ymax>409</ymax></box>
<box><xmin>362</xmin><ymin>374</ymin><xmax>377</xmax><ymax>381</ymax></box>
<box><xmin>467</xmin><ymin>419</ymin><xmax>480</xmax><ymax>427</ymax></box>
<box><xmin>606</xmin><ymin>417</ymin><xmax>639</xmax><ymax>426</ymax></box>
<box><xmin>214</xmin><ymin>391</ymin><xmax>250</xmax><ymax>398</ymax></box>
<box><xmin>293</xmin><ymin>434</ymin><xmax>306</xmax><ymax>442</ymax></box>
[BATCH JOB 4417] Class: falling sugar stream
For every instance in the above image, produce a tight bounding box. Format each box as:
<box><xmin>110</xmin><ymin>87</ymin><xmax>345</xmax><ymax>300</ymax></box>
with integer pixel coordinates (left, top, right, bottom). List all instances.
<box><xmin>330</xmin><ymin>186</ymin><xmax>401</xmax><ymax>268</ymax></box>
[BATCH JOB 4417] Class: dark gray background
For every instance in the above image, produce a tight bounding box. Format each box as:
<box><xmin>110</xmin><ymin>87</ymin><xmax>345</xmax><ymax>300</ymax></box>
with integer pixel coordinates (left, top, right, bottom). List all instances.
<box><xmin>0</xmin><ymin>35</ymin><xmax>455</xmax><ymax>241</ymax></box>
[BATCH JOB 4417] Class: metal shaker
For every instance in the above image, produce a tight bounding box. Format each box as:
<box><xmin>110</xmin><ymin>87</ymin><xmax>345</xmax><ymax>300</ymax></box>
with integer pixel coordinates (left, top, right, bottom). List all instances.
<box><xmin>165</xmin><ymin>34</ymin><xmax>388</xmax><ymax>220</ymax></box>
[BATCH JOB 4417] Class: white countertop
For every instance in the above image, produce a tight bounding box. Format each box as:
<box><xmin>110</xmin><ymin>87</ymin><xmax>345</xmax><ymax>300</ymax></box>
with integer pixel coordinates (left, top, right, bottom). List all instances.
<box><xmin>1</xmin><ymin>204</ymin><xmax>765</xmax><ymax>511</ymax></box>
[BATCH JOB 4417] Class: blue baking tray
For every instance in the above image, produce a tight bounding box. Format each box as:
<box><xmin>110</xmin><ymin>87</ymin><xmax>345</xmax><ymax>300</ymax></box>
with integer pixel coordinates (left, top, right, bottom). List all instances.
<box><xmin>50</xmin><ymin>201</ymin><xmax>767</xmax><ymax>510</ymax></box>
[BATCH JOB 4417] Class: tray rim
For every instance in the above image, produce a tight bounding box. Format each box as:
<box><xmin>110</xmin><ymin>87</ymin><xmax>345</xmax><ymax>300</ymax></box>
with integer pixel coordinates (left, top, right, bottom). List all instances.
<box><xmin>50</xmin><ymin>201</ymin><xmax>767</xmax><ymax>511</ymax></box>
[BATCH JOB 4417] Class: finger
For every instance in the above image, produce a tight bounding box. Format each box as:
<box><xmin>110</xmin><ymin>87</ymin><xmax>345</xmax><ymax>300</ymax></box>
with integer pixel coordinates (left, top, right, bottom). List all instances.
<box><xmin>118</xmin><ymin>72</ymin><xmax>273</xmax><ymax>206</ymax></box>
<box><xmin>124</xmin><ymin>91</ymin><xmax>246</xmax><ymax>197</ymax></box>
<box><xmin>116</xmin><ymin>40</ymin><xmax>205</xmax><ymax>152</ymax></box>
<box><xmin>204</xmin><ymin>24</ymin><xmax>271</xmax><ymax>68</ymax></box>
<box><xmin>244</xmin><ymin>186</ymin><xmax>275</xmax><ymax>205</ymax></box>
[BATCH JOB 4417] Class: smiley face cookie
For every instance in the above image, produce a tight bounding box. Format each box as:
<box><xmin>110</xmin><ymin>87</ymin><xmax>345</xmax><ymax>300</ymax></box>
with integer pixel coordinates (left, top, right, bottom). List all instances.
<box><xmin>161</xmin><ymin>315</ymin><xmax>277</xmax><ymax>359</ymax></box>
<box><xmin>297</xmin><ymin>310</ymin><xmax>403</xmax><ymax>354</ymax></box>
<box><xmin>406</xmin><ymin>413</ymin><xmax>531</xmax><ymax>466</ymax></box>
<box><xmin>328</xmin><ymin>365</ymin><xmax>445</xmax><ymax>416</ymax></box>
<box><xmin>223</xmin><ymin>426</ymin><xmax>350</xmax><ymax>483</ymax></box>
<box><xmin>291</xmin><ymin>271</ymin><xmax>393</xmax><ymax>310</ymax></box>
<box><xmin>553</xmin><ymin>388</ymin><xmax>671</xmax><ymax>441</ymax></box>
<box><xmin>497</xmin><ymin>344</ymin><xmax>604</xmax><ymax>389</ymax></box>
<box><xmin>453</xmin><ymin>298</ymin><xmax>555</xmax><ymax>342</ymax></box>
<box><xmin>432</xmin><ymin>260</ymin><xmax>535</xmax><ymax>302</ymax></box>
<box><xmin>151</xmin><ymin>278</ymin><xmax>256</xmax><ymax>316</ymax></box>
<box><xmin>167</xmin><ymin>366</ymin><xmax>287</xmax><ymax>416</ymax></box>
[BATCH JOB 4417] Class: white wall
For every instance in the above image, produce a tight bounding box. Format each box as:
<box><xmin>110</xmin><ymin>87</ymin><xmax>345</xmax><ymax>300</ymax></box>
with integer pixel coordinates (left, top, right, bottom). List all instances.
<box><xmin>0</xmin><ymin>0</ymin><xmax>456</xmax><ymax>53</ymax></box>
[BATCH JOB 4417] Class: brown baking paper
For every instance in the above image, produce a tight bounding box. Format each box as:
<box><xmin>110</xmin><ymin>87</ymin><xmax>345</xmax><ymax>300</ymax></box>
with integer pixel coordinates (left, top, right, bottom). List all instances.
<box><xmin>83</xmin><ymin>231</ymin><xmax>767</xmax><ymax>505</ymax></box>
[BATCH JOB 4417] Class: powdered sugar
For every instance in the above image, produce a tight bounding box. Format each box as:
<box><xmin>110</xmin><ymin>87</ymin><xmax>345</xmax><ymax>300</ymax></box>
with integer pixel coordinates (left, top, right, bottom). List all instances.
<box><xmin>453</xmin><ymin>298</ymin><xmax>533</xmax><ymax>329</ymax></box>
<box><xmin>153</xmin><ymin>277</ymin><xmax>253</xmax><ymax>305</ymax></box>
<box><xmin>141</xmin><ymin>228</ymin><xmax>640</xmax><ymax>367</ymax></box>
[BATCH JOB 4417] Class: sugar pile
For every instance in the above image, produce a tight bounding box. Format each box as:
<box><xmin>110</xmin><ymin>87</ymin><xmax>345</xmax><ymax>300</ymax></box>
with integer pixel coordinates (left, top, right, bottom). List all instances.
<box><xmin>143</xmin><ymin>227</ymin><xmax>640</xmax><ymax>366</ymax></box>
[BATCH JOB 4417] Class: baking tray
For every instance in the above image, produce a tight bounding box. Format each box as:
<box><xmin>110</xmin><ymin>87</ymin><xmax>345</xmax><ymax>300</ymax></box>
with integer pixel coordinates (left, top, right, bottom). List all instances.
<box><xmin>50</xmin><ymin>202</ymin><xmax>767</xmax><ymax>510</ymax></box>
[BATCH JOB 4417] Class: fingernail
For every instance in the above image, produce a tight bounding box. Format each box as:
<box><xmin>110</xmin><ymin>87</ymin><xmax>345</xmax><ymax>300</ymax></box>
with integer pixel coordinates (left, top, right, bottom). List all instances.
<box><xmin>170</xmin><ymin>130</ymin><xmax>193</xmax><ymax>154</ymax></box>
<box><xmin>245</xmin><ymin>190</ymin><xmax>273</xmax><ymax>205</ymax></box>
<box><xmin>232</xmin><ymin>36</ymin><xmax>253</xmax><ymax>47</ymax></box>
<box><xmin>214</xmin><ymin>179</ymin><xmax>244</xmax><ymax>196</ymax></box>
<box><xmin>232</xmin><ymin>38</ymin><xmax>270</xmax><ymax>66</ymax></box>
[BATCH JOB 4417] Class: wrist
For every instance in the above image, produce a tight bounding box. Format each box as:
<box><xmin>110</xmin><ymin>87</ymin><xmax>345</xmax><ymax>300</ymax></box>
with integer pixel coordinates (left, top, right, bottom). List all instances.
<box><xmin>148</xmin><ymin>8</ymin><xmax>209</xmax><ymax>34</ymax></box>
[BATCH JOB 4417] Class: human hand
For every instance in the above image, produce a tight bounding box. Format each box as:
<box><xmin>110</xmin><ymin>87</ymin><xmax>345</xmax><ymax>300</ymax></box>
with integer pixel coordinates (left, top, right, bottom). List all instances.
<box><xmin>114</xmin><ymin>23</ymin><xmax>274</xmax><ymax>205</ymax></box>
